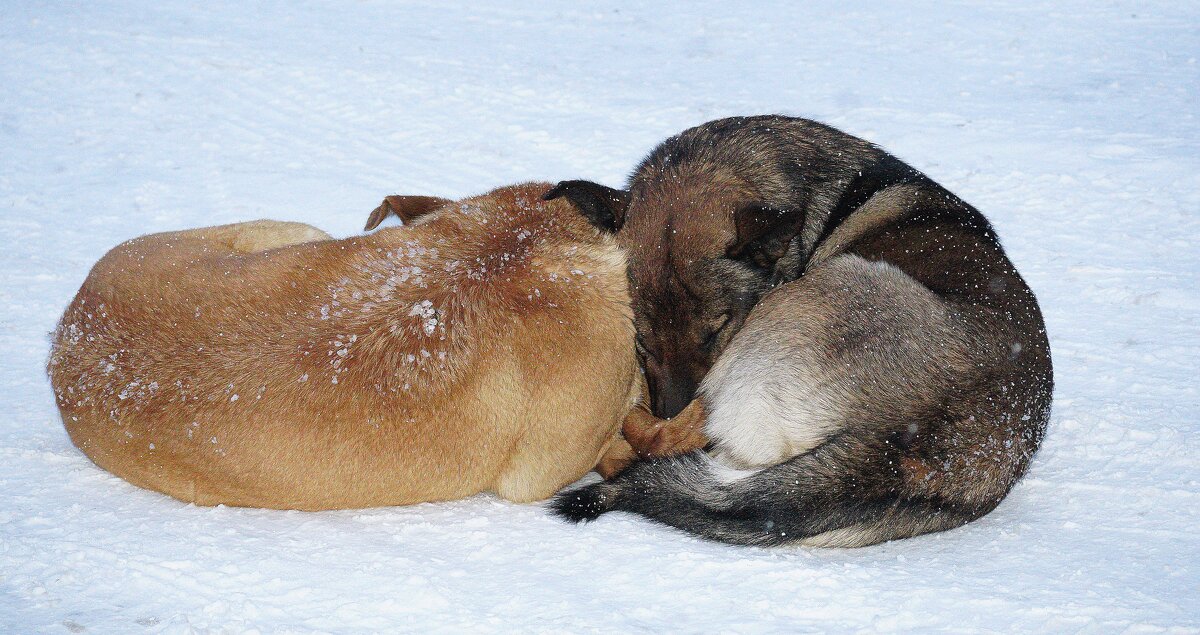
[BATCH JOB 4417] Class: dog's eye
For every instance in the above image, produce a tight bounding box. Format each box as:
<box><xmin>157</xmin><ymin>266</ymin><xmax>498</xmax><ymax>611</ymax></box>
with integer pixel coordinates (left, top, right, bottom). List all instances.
<box><xmin>635</xmin><ymin>335</ymin><xmax>657</xmax><ymax>362</ymax></box>
<box><xmin>702</xmin><ymin>313</ymin><xmax>732</xmax><ymax>350</ymax></box>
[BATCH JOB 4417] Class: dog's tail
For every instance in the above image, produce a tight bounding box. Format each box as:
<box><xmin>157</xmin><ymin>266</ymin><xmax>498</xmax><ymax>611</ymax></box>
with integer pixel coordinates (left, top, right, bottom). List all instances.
<box><xmin>549</xmin><ymin>432</ymin><xmax>986</xmax><ymax>547</ymax></box>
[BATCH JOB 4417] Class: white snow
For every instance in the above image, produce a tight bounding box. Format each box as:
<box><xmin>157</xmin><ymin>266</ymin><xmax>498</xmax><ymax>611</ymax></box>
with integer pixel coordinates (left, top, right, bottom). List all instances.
<box><xmin>2</xmin><ymin>1</ymin><xmax>1198</xmax><ymax>632</ymax></box>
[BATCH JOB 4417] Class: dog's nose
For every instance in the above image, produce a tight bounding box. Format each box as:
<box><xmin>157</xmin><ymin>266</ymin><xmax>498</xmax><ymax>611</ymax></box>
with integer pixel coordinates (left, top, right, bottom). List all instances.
<box><xmin>651</xmin><ymin>372</ymin><xmax>697</xmax><ymax>419</ymax></box>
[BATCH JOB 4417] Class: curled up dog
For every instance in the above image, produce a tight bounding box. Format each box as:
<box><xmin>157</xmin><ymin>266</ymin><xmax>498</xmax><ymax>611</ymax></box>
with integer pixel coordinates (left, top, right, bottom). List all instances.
<box><xmin>547</xmin><ymin>116</ymin><xmax>1054</xmax><ymax>547</ymax></box>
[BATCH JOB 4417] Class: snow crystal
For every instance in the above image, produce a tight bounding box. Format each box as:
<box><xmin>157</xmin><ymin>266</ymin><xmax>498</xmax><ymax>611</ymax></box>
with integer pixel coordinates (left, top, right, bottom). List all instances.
<box><xmin>408</xmin><ymin>300</ymin><xmax>439</xmax><ymax>336</ymax></box>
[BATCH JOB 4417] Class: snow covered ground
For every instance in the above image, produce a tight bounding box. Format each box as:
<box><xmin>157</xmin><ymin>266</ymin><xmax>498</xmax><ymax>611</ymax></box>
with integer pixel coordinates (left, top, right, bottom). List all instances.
<box><xmin>2</xmin><ymin>1</ymin><xmax>1197</xmax><ymax>632</ymax></box>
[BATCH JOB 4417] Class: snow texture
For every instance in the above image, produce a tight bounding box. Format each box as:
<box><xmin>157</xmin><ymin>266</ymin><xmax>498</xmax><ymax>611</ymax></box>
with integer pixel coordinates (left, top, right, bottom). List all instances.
<box><xmin>2</xmin><ymin>1</ymin><xmax>1198</xmax><ymax>632</ymax></box>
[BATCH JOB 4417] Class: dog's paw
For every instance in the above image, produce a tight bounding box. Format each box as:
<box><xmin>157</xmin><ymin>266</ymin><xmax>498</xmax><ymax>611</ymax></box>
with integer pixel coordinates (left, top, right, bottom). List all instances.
<box><xmin>622</xmin><ymin>402</ymin><xmax>710</xmax><ymax>458</ymax></box>
<box><xmin>621</xmin><ymin>407</ymin><xmax>667</xmax><ymax>457</ymax></box>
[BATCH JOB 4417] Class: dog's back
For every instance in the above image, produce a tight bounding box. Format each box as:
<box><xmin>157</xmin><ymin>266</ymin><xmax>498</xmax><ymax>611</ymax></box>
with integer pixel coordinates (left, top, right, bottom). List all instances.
<box><xmin>50</xmin><ymin>183</ymin><xmax>639</xmax><ymax>509</ymax></box>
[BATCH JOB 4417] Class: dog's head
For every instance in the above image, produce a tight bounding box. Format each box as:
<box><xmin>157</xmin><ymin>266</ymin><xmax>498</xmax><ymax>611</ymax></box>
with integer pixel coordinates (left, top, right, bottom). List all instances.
<box><xmin>545</xmin><ymin>175</ymin><xmax>802</xmax><ymax>418</ymax></box>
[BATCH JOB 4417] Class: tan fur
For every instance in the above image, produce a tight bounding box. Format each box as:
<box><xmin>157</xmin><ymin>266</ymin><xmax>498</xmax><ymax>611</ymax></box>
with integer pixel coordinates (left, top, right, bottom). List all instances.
<box><xmin>48</xmin><ymin>183</ymin><xmax>641</xmax><ymax>510</ymax></box>
<box><xmin>623</xmin><ymin>400</ymin><xmax>708</xmax><ymax>458</ymax></box>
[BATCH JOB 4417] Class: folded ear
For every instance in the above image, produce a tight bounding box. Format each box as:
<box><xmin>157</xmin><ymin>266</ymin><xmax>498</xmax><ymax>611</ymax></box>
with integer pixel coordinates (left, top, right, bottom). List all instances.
<box><xmin>726</xmin><ymin>203</ymin><xmax>805</xmax><ymax>272</ymax></box>
<box><xmin>364</xmin><ymin>195</ymin><xmax>452</xmax><ymax>231</ymax></box>
<box><xmin>543</xmin><ymin>180</ymin><xmax>630</xmax><ymax>232</ymax></box>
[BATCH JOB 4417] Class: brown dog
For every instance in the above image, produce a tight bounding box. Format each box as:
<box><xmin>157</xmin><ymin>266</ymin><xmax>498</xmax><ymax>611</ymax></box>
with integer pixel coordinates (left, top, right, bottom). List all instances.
<box><xmin>48</xmin><ymin>183</ymin><xmax>641</xmax><ymax>510</ymax></box>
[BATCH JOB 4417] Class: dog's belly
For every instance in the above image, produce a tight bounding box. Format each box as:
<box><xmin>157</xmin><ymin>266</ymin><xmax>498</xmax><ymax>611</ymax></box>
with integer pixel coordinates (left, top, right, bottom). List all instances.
<box><xmin>57</xmin><ymin>386</ymin><xmax>504</xmax><ymax>510</ymax></box>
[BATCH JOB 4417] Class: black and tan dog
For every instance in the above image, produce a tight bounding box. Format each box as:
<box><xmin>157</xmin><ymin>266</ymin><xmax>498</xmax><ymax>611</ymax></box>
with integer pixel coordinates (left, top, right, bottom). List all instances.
<box><xmin>547</xmin><ymin>116</ymin><xmax>1053</xmax><ymax>547</ymax></box>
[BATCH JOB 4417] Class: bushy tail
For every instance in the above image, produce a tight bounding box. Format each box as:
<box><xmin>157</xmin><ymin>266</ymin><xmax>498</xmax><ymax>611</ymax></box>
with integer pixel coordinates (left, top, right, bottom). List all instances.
<box><xmin>549</xmin><ymin>434</ymin><xmax>982</xmax><ymax>547</ymax></box>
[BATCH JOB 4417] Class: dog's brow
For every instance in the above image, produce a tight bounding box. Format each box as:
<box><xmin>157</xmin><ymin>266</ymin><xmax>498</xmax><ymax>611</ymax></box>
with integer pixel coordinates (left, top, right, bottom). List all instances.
<box><xmin>672</xmin><ymin>265</ymin><xmax>705</xmax><ymax>304</ymax></box>
<box><xmin>650</xmin><ymin>219</ymin><xmax>674</xmax><ymax>290</ymax></box>
<box><xmin>649</xmin><ymin>217</ymin><xmax>706</xmax><ymax>306</ymax></box>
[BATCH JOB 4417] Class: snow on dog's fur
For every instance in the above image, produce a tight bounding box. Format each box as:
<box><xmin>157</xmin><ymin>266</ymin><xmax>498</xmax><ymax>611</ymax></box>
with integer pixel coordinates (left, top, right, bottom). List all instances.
<box><xmin>48</xmin><ymin>183</ymin><xmax>640</xmax><ymax>510</ymax></box>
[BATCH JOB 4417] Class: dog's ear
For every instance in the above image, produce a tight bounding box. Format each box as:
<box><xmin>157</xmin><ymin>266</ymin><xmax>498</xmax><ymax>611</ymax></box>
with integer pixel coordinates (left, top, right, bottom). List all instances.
<box><xmin>543</xmin><ymin>180</ymin><xmax>630</xmax><ymax>232</ymax></box>
<box><xmin>364</xmin><ymin>195</ymin><xmax>452</xmax><ymax>231</ymax></box>
<box><xmin>726</xmin><ymin>203</ymin><xmax>805</xmax><ymax>271</ymax></box>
